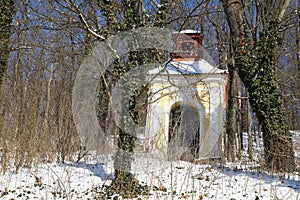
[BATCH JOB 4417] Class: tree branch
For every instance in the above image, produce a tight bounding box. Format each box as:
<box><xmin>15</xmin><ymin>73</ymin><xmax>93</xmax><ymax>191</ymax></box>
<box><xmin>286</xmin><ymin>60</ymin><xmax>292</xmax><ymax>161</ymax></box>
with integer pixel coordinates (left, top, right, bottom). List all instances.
<box><xmin>66</xmin><ymin>0</ymin><xmax>105</xmax><ymax>41</ymax></box>
<box><xmin>276</xmin><ymin>0</ymin><xmax>291</xmax><ymax>22</ymax></box>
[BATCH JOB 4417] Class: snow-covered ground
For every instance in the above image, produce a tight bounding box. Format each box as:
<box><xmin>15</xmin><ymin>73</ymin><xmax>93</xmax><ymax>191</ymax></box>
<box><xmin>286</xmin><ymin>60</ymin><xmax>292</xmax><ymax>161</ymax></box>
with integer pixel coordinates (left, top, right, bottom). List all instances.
<box><xmin>0</xmin><ymin>131</ymin><xmax>299</xmax><ymax>199</ymax></box>
<box><xmin>0</xmin><ymin>154</ymin><xmax>299</xmax><ymax>200</ymax></box>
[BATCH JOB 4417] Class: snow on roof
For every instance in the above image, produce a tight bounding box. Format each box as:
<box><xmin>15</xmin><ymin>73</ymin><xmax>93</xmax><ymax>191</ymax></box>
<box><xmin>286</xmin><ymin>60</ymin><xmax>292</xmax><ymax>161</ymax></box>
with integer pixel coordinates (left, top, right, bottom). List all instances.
<box><xmin>175</xmin><ymin>30</ymin><xmax>200</xmax><ymax>34</ymax></box>
<box><xmin>147</xmin><ymin>59</ymin><xmax>226</xmax><ymax>75</ymax></box>
<box><xmin>177</xmin><ymin>29</ymin><xmax>200</xmax><ymax>34</ymax></box>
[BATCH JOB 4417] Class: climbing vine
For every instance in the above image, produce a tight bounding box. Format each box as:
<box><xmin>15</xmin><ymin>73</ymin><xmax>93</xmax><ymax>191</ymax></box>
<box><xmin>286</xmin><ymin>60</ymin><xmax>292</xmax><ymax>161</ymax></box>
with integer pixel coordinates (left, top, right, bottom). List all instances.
<box><xmin>101</xmin><ymin>0</ymin><xmax>170</xmax><ymax>198</ymax></box>
<box><xmin>0</xmin><ymin>0</ymin><xmax>14</xmax><ymax>84</ymax></box>
<box><xmin>238</xmin><ymin>21</ymin><xmax>296</xmax><ymax>172</ymax></box>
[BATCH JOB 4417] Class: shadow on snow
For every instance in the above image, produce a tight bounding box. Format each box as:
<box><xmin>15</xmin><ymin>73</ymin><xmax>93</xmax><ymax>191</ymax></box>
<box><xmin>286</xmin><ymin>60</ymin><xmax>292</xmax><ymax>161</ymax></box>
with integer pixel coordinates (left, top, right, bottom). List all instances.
<box><xmin>65</xmin><ymin>162</ymin><xmax>114</xmax><ymax>181</ymax></box>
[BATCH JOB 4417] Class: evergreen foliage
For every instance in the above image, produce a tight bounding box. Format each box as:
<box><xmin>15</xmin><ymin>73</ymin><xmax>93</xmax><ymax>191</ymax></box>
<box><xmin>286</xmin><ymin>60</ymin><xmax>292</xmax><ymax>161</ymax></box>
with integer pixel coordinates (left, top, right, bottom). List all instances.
<box><xmin>239</xmin><ymin>21</ymin><xmax>296</xmax><ymax>172</ymax></box>
<box><xmin>102</xmin><ymin>0</ymin><xmax>169</xmax><ymax>196</ymax></box>
<box><xmin>0</xmin><ymin>0</ymin><xmax>14</xmax><ymax>84</ymax></box>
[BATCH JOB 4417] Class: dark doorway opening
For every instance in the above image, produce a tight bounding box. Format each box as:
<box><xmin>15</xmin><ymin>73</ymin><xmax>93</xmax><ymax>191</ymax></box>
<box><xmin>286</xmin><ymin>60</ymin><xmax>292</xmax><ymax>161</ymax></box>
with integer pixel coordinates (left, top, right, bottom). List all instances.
<box><xmin>168</xmin><ymin>103</ymin><xmax>200</xmax><ymax>161</ymax></box>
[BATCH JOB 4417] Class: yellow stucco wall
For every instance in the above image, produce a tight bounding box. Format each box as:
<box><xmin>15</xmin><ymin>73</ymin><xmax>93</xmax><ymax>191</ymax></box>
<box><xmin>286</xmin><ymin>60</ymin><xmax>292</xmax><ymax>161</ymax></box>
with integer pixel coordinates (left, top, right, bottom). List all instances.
<box><xmin>145</xmin><ymin>77</ymin><xmax>227</xmax><ymax>160</ymax></box>
<box><xmin>149</xmin><ymin>81</ymin><xmax>213</xmax><ymax>149</ymax></box>
<box><xmin>150</xmin><ymin>82</ymin><xmax>210</xmax><ymax>112</ymax></box>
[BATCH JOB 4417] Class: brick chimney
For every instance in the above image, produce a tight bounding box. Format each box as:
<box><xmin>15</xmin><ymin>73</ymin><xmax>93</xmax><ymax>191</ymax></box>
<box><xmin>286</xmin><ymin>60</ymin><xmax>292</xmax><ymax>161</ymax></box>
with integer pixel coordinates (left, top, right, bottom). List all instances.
<box><xmin>171</xmin><ymin>30</ymin><xmax>203</xmax><ymax>61</ymax></box>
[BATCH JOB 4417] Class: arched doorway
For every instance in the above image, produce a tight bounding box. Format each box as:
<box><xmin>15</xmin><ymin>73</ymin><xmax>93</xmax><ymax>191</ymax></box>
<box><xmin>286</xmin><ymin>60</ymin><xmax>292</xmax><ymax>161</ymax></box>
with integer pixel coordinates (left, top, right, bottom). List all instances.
<box><xmin>168</xmin><ymin>103</ymin><xmax>200</xmax><ymax>161</ymax></box>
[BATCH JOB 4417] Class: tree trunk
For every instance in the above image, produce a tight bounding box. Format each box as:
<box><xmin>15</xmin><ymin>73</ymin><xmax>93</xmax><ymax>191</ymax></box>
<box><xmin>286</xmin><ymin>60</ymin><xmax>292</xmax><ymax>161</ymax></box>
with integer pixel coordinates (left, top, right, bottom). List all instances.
<box><xmin>0</xmin><ymin>0</ymin><xmax>14</xmax><ymax>171</ymax></box>
<box><xmin>236</xmin><ymin>77</ymin><xmax>242</xmax><ymax>160</ymax></box>
<box><xmin>296</xmin><ymin>4</ymin><xmax>300</xmax><ymax>130</ymax></box>
<box><xmin>247</xmin><ymin>92</ymin><xmax>253</xmax><ymax>161</ymax></box>
<box><xmin>226</xmin><ymin>65</ymin><xmax>238</xmax><ymax>162</ymax></box>
<box><xmin>221</xmin><ymin>0</ymin><xmax>296</xmax><ymax>172</ymax></box>
<box><xmin>222</xmin><ymin>0</ymin><xmax>243</xmax><ymax>162</ymax></box>
<box><xmin>0</xmin><ymin>0</ymin><xmax>14</xmax><ymax>84</ymax></box>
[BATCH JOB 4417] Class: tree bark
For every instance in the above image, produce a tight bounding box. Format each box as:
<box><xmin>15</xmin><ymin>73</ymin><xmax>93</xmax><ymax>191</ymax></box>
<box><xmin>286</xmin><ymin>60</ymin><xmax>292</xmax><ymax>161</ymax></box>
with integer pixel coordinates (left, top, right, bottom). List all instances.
<box><xmin>247</xmin><ymin>92</ymin><xmax>253</xmax><ymax>161</ymax></box>
<box><xmin>0</xmin><ymin>0</ymin><xmax>14</xmax><ymax>84</ymax></box>
<box><xmin>226</xmin><ymin>66</ymin><xmax>238</xmax><ymax>162</ymax></box>
<box><xmin>221</xmin><ymin>0</ymin><xmax>296</xmax><ymax>172</ymax></box>
<box><xmin>296</xmin><ymin>3</ymin><xmax>300</xmax><ymax>130</ymax></box>
<box><xmin>222</xmin><ymin>0</ymin><xmax>243</xmax><ymax>162</ymax></box>
<box><xmin>0</xmin><ymin>0</ymin><xmax>14</xmax><ymax>171</ymax></box>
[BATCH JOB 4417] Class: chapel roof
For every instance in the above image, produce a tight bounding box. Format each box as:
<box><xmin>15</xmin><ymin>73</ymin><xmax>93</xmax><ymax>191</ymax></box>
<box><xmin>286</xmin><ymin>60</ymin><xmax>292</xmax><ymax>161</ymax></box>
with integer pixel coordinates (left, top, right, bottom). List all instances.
<box><xmin>147</xmin><ymin>59</ymin><xmax>227</xmax><ymax>75</ymax></box>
